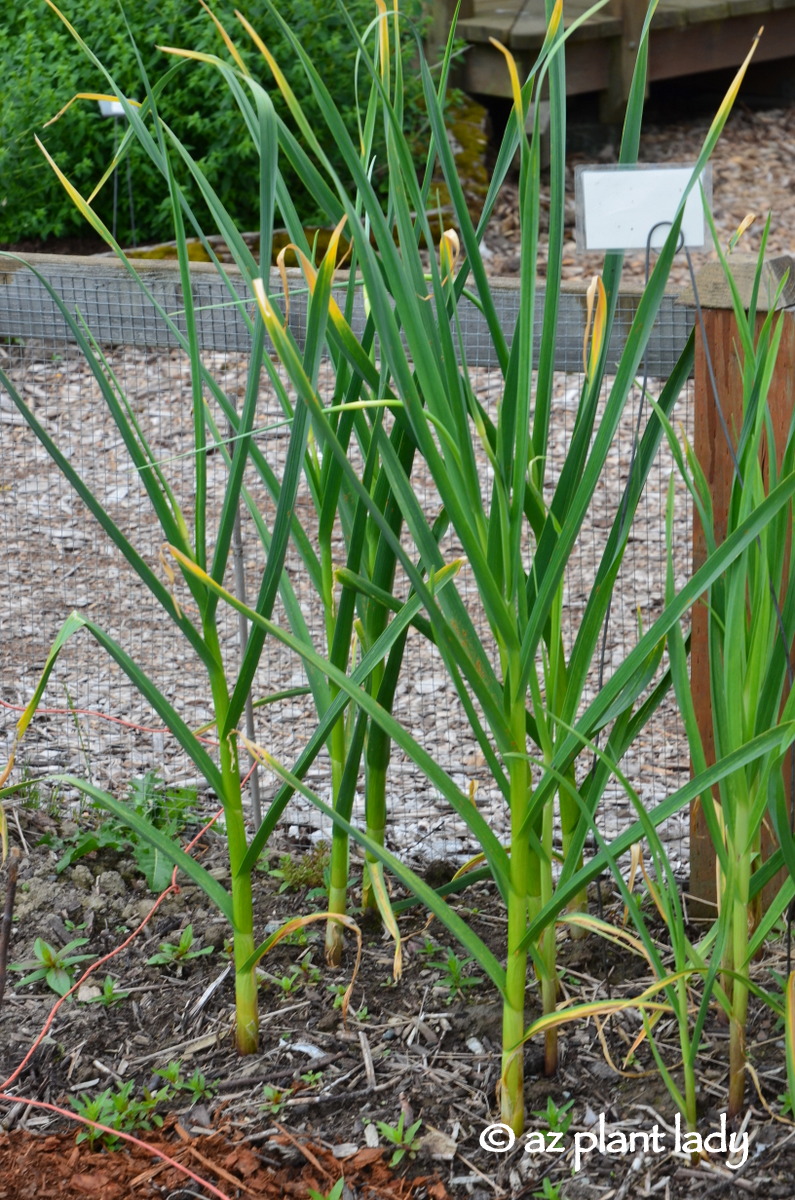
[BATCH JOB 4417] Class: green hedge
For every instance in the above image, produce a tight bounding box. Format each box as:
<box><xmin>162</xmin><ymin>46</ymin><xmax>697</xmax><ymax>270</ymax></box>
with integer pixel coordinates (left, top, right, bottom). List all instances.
<box><xmin>0</xmin><ymin>0</ymin><xmax>430</xmax><ymax>245</ymax></box>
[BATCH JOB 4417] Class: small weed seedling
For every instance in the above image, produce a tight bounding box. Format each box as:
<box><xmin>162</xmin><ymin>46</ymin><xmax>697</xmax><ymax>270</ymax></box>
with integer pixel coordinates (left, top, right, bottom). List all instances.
<box><xmin>63</xmin><ymin>918</ymin><xmax>87</xmax><ymax>933</ymax></box>
<box><xmin>328</xmin><ymin>982</ymin><xmax>345</xmax><ymax>1008</ymax></box>
<box><xmin>326</xmin><ymin>983</ymin><xmax>369</xmax><ymax>1021</ymax></box>
<box><xmin>16</xmin><ymin>761</ymin><xmax>43</xmax><ymax>810</ymax></box>
<box><xmin>15</xmin><ymin>768</ymin><xmax>62</xmax><ymax>815</ymax></box>
<box><xmin>39</xmin><ymin>820</ymin><xmax>127</xmax><ymax>874</ymax></box>
<box><xmin>127</xmin><ymin>771</ymin><xmax>199</xmax><ymax>891</ymax></box>
<box><xmin>295</xmin><ymin>953</ymin><xmax>322</xmax><ymax>985</ymax></box>
<box><xmin>40</xmin><ymin>771</ymin><xmax>198</xmax><ymax>892</ymax></box>
<box><xmin>281</xmin><ymin>926</ymin><xmax>310</xmax><ymax>948</ymax></box>
<box><xmin>265</xmin><ymin>844</ymin><xmax>330</xmax><ymax>896</ymax></box>
<box><xmin>375</xmin><ymin>1112</ymin><xmax>423</xmax><ymax>1167</ymax></box>
<box><xmin>531</xmin><ymin>1097</ymin><xmax>574</xmax><ymax>1137</ymax></box>
<box><xmin>10</xmin><ymin>937</ymin><xmax>94</xmax><ymax>997</ymax></box>
<box><xmin>533</xmin><ymin>1179</ymin><xmax>564</xmax><ymax>1200</ymax></box>
<box><xmin>427</xmin><ymin>947</ymin><xmax>484</xmax><ymax>1002</ymax></box>
<box><xmin>300</xmin><ymin>1069</ymin><xmax>324</xmax><ymax>1087</ymax></box>
<box><xmin>262</xmin><ymin>968</ymin><xmax>303</xmax><ymax>996</ymax></box>
<box><xmin>307</xmin><ymin>1180</ymin><xmax>345</xmax><ymax>1200</ymax></box>
<box><xmin>68</xmin><ymin>1079</ymin><xmax>171</xmax><ymax>1149</ymax></box>
<box><xmin>147</xmin><ymin>925</ymin><xmax>213</xmax><ymax>970</ymax></box>
<box><xmin>154</xmin><ymin>1059</ymin><xmax>218</xmax><ymax>1101</ymax></box>
<box><xmin>261</xmin><ymin>1083</ymin><xmax>292</xmax><ymax>1116</ymax></box>
<box><xmin>261</xmin><ymin>952</ymin><xmax>322</xmax><ymax>995</ymax></box>
<box><xmin>778</xmin><ymin>1089</ymin><xmax>795</xmax><ymax>1118</ymax></box>
<box><xmin>84</xmin><ymin>974</ymin><xmax>130</xmax><ymax>1006</ymax></box>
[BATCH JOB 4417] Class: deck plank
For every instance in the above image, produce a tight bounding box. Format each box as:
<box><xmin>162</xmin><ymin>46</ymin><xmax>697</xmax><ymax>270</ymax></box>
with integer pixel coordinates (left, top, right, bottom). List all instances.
<box><xmin>457</xmin><ymin>13</ymin><xmax>517</xmax><ymax>44</ymax></box>
<box><xmin>648</xmin><ymin>5</ymin><xmax>690</xmax><ymax>28</ymax></box>
<box><xmin>464</xmin><ymin>0</ymin><xmax>624</xmax><ymax>50</ymax></box>
<box><xmin>648</xmin><ymin>9</ymin><xmax>795</xmax><ymax>81</ymax></box>
<box><xmin>661</xmin><ymin>1</ymin><xmax>731</xmax><ymax>20</ymax></box>
<box><xmin>660</xmin><ymin>0</ymin><xmax>767</xmax><ymax>14</ymax></box>
<box><xmin>457</xmin><ymin>0</ymin><xmax>522</xmax><ymax>45</ymax></box>
<box><xmin>453</xmin><ymin>0</ymin><xmax>795</xmax><ymax>98</ymax></box>
<box><xmin>725</xmin><ymin>0</ymin><xmax>780</xmax><ymax>14</ymax></box>
<box><xmin>511</xmin><ymin>10</ymin><xmax>620</xmax><ymax>51</ymax></box>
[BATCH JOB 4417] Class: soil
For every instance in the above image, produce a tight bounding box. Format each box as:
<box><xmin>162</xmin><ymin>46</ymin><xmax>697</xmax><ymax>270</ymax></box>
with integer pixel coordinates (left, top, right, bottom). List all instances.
<box><xmin>2</xmin><ymin>804</ymin><xmax>795</xmax><ymax>1200</ymax></box>
<box><xmin>4</xmin><ymin>98</ymin><xmax>795</xmax><ymax>1199</ymax></box>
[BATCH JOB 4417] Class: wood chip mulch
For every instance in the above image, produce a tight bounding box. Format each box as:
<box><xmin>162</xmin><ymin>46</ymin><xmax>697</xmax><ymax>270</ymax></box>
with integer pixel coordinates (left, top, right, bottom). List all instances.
<box><xmin>0</xmin><ymin>1117</ymin><xmax>451</xmax><ymax>1200</ymax></box>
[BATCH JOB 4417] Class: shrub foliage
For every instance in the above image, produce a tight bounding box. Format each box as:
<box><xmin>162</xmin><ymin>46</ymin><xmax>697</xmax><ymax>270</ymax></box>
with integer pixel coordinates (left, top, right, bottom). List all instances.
<box><xmin>0</xmin><ymin>0</ymin><xmax>429</xmax><ymax>246</ymax></box>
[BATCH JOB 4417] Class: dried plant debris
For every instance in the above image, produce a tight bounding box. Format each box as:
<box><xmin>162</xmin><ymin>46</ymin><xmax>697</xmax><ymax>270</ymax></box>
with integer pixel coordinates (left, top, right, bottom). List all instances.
<box><xmin>0</xmin><ymin>828</ymin><xmax>795</xmax><ymax>1198</ymax></box>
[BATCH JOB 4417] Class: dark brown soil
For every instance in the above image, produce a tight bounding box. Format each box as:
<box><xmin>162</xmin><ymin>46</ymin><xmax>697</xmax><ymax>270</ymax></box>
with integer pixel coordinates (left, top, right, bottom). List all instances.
<box><xmin>2</xmin><ymin>802</ymin><xmax>795</xmax><ymax>1199</ymax></box>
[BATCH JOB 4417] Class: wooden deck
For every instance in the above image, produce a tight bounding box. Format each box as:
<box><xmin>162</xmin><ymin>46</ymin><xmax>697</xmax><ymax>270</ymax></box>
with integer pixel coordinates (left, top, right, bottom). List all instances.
<box><xmin>436</xmin><ymin>0</ymin><xmax>795</xmax><ymax>117</ymax></box>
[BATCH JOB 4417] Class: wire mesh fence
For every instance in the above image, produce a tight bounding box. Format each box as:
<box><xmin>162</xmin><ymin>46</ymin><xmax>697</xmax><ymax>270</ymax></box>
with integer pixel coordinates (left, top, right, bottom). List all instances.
<box><xmin>0</xmin><ymin>255</ymin><xmax>694</xmax><ymax>872</ymax></box>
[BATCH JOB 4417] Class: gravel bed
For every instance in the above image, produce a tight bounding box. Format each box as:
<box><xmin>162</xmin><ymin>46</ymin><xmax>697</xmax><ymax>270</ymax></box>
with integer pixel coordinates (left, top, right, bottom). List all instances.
<box><xmin>0</xmin><ymin>334</ymin><xmax>692</xmax><ymax>874</ymax></box>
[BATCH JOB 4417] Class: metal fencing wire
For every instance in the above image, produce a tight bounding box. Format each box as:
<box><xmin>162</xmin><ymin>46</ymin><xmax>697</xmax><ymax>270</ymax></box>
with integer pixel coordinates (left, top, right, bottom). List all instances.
<box><xmin>0</xmin><ymin>257</ymin><xmax>693</xmax><ymax>873</ymax></box>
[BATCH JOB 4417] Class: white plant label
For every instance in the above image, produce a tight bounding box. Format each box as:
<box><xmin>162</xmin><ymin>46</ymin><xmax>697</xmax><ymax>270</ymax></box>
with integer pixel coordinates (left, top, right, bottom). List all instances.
<box><xmin>575</xmin><ymin>163</ymin><xmax>711</xmax><ymax>251</ymax></box>
<box><xmin>98</xmin><ymin>98</ymin><xmax>125</xmax><ymax>118</ymax></box>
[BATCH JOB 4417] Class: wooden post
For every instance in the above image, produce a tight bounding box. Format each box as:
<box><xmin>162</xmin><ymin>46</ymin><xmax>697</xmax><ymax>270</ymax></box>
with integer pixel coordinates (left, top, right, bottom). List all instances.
<box><xmin>684</xmin><ymin>256</ymin><xmax>795</xmax><ymax>916</ymax></box>
<box><xmin>424</xmin><ymin>0</ymin><xmax>473</xmax><ymax>77</ymax></box>
<box><xmin>600</xmin><ymin>0</ymin><xmax>648</xmax><ymax>124</ymax></box>
<box><xmin>0</xmin><ymin>254</ymin><xmax>23</xmax><ymax>287</ymax></box>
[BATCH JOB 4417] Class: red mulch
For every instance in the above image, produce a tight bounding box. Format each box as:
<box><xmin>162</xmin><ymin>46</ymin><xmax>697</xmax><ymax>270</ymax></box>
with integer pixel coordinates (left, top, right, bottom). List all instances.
<box><xmin>0</xmin><ymin>1118</ymin><xmax>451</xmax><ymax>1200</ymax></box>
